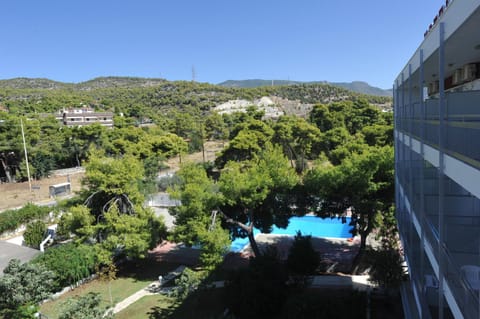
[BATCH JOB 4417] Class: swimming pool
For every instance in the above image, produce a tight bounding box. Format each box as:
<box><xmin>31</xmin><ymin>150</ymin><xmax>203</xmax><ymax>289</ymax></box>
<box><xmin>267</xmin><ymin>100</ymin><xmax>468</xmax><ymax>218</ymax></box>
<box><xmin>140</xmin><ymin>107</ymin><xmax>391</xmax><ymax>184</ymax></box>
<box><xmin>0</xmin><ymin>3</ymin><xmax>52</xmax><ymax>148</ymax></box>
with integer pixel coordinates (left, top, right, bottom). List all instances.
<box><xmin>230</xmin><ymin>216</ymin><xmax>353</xmax><ymax>252</ymax></box>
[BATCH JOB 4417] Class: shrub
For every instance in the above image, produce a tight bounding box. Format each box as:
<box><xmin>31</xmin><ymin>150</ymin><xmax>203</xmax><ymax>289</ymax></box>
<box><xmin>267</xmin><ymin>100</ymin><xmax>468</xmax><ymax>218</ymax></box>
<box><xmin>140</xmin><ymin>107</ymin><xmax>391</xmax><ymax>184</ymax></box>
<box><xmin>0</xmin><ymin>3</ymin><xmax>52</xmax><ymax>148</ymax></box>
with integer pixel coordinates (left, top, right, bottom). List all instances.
<box><xmin>287</xmin><ymin>231</ymin><xmax>320</xmax><ymax>285</ymax></box>
<box><xmin>59</xmin><ymin>292</ymin><xmax>113</xmax><ymax>319</ymax></box>
<box><xmin>0</xmin><ymin>203</ymin><xmax>51</xmax><ymax>235</ymax></box>
<box><xmin>0</xmin><ymin>259</ymin><xmax>57</xmax><ymax>311</ymax></box>
<box><xmin>23</xmin><ymin>220</ymin><xmax>47</xmax><ymax>248</ymax></box>
<box><xmin>171</xmin><ymin>268</ymin><xmax>206</xmax><ymax>300</ymax></box>
<box><xmin>34</xmin><ymin>243</ymin><xmax>98</xmax><ymax>288</ymax></box>
<box><xmin>369</xmin><ymin>248</ymin><xmax>406</xmax><ymax>289</ymax></box>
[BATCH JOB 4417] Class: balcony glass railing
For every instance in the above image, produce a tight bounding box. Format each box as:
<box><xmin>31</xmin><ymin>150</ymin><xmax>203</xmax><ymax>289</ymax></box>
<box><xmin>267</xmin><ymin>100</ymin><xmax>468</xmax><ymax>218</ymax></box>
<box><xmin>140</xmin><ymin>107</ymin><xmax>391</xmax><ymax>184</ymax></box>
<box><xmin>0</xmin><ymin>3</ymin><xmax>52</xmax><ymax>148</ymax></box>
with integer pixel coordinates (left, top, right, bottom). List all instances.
<box><xmin>396</xmin><ymin>91</ymin><xmax>480</xmax><ymax>169</ymax></box>
<box><xmin>419</xmin><ymin>214</ymin><xmax>480</xmax><ymax>318</ymax></box>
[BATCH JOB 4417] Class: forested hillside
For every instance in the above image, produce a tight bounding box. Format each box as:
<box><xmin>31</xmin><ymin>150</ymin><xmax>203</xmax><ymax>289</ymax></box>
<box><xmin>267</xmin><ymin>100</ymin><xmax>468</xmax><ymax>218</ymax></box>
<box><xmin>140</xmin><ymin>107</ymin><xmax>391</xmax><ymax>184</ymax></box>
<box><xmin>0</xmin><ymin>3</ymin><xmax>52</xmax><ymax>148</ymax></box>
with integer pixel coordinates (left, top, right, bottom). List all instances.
<box><xmin>0</xmin><ymin>77</ymin><xmax>391</xmax><ymax>116</ymax></box>
<box><xmin>0</xmin><ymin>76</ymin><xmax>396</xmax><ymax>318</ymax></box>
<box><xmin>0</xmin><ymin>76</ymin><xmax>392</xmax><ymax>183</ymax></box>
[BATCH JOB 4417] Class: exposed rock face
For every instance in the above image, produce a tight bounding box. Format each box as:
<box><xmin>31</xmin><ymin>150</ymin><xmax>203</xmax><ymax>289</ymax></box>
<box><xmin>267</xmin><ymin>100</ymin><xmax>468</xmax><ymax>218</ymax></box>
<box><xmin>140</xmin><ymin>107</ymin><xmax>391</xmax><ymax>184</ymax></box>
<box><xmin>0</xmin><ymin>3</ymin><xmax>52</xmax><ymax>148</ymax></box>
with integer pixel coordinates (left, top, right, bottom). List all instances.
<box><xmin>212</xmin><ymin>96</ymin><xmax>313</xmax><ymax>119</ymax></box>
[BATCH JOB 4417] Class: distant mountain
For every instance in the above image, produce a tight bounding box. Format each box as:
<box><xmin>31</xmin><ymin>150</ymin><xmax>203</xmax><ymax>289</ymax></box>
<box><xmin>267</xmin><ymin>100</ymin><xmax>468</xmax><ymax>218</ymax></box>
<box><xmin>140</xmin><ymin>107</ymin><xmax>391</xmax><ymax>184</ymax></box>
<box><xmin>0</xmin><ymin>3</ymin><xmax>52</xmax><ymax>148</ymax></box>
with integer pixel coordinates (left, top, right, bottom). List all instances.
<box><xmin>76</xmin><ymin>76</ymin><xmax>167</xmax><ymax>90</ymax></box>
<box><xmin>330</xmin><ymin>81</ymin><xmax>392</xmax><ymax>98</ymax></box>
<box><xmin>219</xmin><ymin>79</ymin><xmax>301</xmax><ymax>88</ymax></box>
<box><xmin>0</xmin><ymin>78</ymin><xmax>72</xmax><ymax>90</ymax></box>
<box><xmin>218</xmin><ymin>79</ymin><xmax>392</xmax><ymax>97</ymax></box>
<box><xmin>0</xmin><ymin>76</ymin><xmax>167</xmax><ymax>91</ymax></box>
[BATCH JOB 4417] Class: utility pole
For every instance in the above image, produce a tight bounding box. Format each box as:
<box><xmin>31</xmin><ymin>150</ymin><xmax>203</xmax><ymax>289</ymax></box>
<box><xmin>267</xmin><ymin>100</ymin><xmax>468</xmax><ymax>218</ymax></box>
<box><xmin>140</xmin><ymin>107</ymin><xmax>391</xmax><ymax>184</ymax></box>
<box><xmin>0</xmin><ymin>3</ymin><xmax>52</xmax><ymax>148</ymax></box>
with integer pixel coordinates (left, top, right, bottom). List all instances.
<box><xmin>20</xmin><ymin>118</ymin><xmax>32</xmax><ymax>192</ymax></box>
<box><xmin>191</xmin><ymin>65</ymin><xmax>196</xmax><ymax>82</ymax></box>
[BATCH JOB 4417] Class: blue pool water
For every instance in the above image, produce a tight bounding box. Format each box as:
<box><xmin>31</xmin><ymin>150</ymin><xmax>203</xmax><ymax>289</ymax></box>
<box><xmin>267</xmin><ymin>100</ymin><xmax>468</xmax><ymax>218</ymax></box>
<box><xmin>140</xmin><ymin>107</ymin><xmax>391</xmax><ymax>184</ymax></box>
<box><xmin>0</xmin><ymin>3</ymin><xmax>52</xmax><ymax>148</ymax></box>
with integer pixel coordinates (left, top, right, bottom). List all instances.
<box><xmin>230</xmin><ymin>216</ymin><xmax>353</xmax><ymax>252</ymax></box>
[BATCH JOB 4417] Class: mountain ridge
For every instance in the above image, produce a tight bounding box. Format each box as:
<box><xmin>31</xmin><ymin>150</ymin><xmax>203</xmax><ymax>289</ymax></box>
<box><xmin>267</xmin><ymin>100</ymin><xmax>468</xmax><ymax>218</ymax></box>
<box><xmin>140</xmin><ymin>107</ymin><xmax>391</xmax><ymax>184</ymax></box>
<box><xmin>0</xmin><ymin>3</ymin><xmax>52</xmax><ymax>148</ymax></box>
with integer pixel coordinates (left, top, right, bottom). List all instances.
<box><xmin>218</xmin><ymin>79</ymin><xmax>392</xmax><ymax>97</ymax></box>
<box><xmin>0</xmin><ymin>77</ymin><xmax>392</xmax><ymax>97</ymax></box>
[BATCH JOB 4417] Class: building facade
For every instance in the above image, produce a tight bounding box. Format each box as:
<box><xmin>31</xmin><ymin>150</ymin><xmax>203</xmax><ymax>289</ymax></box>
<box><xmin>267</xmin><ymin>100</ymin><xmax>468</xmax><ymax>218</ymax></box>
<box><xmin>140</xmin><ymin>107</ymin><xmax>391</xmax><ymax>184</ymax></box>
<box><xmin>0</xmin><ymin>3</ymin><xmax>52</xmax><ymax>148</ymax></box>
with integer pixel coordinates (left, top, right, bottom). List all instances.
<box><xmin>60</xmin><ymin>108</ymin><xmax>114</xmax><ymax>127</ymax></box>
<box><xmin>394</xmin><ymin>1</ymin><xmax>480</xmax><ymax>318</ymax></box>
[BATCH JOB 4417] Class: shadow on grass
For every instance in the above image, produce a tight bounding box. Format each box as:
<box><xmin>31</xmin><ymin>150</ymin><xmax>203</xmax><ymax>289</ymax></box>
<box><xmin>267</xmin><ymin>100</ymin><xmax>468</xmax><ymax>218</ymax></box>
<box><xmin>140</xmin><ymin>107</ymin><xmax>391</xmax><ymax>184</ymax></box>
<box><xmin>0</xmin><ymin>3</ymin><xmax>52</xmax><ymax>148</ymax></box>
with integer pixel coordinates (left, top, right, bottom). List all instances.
<box><xmin>117</xmin><ymin>258</ymin><xmax>184</xmax><ymax>282</ymax></box>
<box><xmin>147</xmin><ymin>305</ymin><xmax>175</xmax><ymax>319</ymax></box>
<box><xmin>147</xmin><ymin>288</ymin><xmax>226</xmax><ymax>319</ymax></box>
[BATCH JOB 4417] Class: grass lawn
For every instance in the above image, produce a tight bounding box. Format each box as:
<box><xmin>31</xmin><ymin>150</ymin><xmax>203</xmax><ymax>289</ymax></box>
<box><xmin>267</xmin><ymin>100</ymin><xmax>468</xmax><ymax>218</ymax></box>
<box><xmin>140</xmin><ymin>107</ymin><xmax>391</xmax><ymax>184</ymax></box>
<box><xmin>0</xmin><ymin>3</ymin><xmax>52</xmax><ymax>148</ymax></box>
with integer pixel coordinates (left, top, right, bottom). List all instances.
<box><xmin>115</xmin><ymin>288</ymin><xmax>226</xmax><ymax>319</ymax></box>
<box><xmin>39</xmin><ymin>259</ymin><xmax>181</xmax><ymax>319</ymax></box>
<box><xmin>114</xmin><ymin>295</ymin><xmax>174</xmax><ymax>319</ymax></box>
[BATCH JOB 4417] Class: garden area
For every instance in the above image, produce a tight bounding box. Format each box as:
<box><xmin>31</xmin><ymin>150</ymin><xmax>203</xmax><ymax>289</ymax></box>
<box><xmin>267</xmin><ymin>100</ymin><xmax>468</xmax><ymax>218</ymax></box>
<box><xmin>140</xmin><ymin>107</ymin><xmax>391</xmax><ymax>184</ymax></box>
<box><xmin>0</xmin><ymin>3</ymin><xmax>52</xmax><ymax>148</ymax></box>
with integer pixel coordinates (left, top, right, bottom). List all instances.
<box><xmin>38</xmin><ymin>259</ymin><xmax>181</xmax><ymax>318</ymax></box>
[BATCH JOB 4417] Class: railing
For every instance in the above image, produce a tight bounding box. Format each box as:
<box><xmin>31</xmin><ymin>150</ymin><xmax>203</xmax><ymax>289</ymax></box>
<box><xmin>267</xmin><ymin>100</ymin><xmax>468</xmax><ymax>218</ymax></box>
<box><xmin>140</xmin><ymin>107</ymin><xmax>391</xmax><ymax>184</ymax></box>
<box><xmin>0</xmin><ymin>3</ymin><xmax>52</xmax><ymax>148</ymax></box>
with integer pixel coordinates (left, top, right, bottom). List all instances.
<box><xmin>398</xmin><ymin>195</ymin><xmax>480</xmax><ymax>318</ymax></box>
<box><xmin>442</xmin><ymin>245</ymin><xmax>479</xmax><ymax>319</ymax></box>
<box><xmin>421</xmin><ymin>215</ymin><xmax>479</xmax><ymax>319</ymax></box>
<box><xmin>397</xmin><ymin>91</ymin><xmax>480</xmax><ymax>170</ymax></box>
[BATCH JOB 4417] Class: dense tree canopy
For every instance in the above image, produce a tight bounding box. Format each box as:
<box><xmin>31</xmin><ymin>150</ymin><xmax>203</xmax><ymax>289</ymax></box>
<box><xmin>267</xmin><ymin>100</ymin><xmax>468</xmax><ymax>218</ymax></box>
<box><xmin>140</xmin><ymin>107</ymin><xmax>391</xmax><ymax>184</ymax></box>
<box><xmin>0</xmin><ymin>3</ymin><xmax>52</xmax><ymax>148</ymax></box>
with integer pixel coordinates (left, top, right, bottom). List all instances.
<box><xmin>304</xmin><ymin>146</ymin><xmax>394</xmax><ymax>271</ymax></box>
<box><xmin>0</xmin><ymin>259</ymin><xmax>57</xmax><ymax>311</ymax></box>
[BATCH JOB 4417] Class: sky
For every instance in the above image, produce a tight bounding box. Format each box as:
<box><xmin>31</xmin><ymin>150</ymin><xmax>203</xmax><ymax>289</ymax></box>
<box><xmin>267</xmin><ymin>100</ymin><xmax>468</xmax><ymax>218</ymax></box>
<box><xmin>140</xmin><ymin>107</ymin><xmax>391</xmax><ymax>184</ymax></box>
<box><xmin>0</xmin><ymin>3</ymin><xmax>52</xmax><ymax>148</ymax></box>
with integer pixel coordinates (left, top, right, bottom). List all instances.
<box><xmin>0</xmin><ymin>1</ymin><xmax>446</xmax><ymax>89</ymax></box>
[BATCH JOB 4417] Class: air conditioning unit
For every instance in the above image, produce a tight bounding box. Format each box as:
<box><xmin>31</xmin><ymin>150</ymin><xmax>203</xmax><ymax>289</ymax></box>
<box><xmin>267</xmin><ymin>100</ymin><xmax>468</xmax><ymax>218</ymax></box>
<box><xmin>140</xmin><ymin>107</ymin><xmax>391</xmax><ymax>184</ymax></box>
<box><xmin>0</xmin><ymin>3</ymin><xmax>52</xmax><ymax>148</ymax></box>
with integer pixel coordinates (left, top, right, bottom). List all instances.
<box><xmin>452</xmin><ymin>68</ymin><xmax>464</xmax><ymax>85</ymax></box>
<box><xmin>428</xmin><ymin>81</ymin><xmax>439</xmax><ymax>95</ymax></box>
<box><xmin>463</xmin><ymin>64</ymin><xmax>477</xmax><ymax>82</ymax></box>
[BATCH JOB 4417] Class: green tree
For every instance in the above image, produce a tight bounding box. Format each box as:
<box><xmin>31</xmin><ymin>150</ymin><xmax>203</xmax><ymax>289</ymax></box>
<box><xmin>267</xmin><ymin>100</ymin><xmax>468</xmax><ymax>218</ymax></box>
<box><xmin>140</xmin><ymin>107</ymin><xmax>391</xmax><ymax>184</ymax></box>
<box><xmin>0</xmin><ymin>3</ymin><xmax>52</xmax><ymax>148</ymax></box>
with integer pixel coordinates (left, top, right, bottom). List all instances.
<box><xmin>56</xmin><ymin>205</ymin><xmax>95</xmax><ymax>239</ymax></box>
<box><xmin>82</xmin><ymin>152</ymin><xmax>145</xmax><ymax>215</ymax></box>
<box><xmin>304</xmin><ymin>146</ymin><xmax>394</xmax><ymax>272</ymax></box>
<box><xmin>169</xmin><ymin>163</ymin><xmax>230</xmax><ymax>269</ymax></box>
<box><xmin>81</xmin><ymin>153</ymin><xmax>166</xmax><ymax>260</ymax></box>
<box><xmin>215</xmin><ymin>118</ymin><xmax>274</xmax><ymax>168</ymax></box>
<box><xmin>97</xmin><ymin>261</ymin><xmax>117</xmax><ymax>306</ymax></box>
<box><xmin>23</xmin><ymin>220</ymin><xmax>47</xmax><ymax>249</ymax></box>
<box><xmin>361</xmin><ymin>124</ymin><xmax>394</xmax><ymax>147</ymax></box>
<box><xmin>310</xmin><ymin>103</ymin><xmax>342</xmax><ymax>132</ymax></box>
<box><xmin>204</xmin><ymin>112</ymin><xmax>228</xmax><ymax>140</ymax></box>
<box><xmin>58</xmin><ymin>292</ymin><xmax>113</xmax><ymax>319</ymax></box>
<box><xmin>287</xmin><ymin>231</ymin><xmax>320</xmax><ymax>284</ymax></box>
<box><xmin>218</xmin><ymin>146</ymin><xmax>299</xmax><ymax>256</ymax></box>
<box><xmin>272</xmin><ymin>116</ymin><xmax>321</xmax><ymax>172</ymax></box>
<box><xmin>0</xmin><ymin>259</ymin><xmax>57</xmax><ymax>311</ymax></box>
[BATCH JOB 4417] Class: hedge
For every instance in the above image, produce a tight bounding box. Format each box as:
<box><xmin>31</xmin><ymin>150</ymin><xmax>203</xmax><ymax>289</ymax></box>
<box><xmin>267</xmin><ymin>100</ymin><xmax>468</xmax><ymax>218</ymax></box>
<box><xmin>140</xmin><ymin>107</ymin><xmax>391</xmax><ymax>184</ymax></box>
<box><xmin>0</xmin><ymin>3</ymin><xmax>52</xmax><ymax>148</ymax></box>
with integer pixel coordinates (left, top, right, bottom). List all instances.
<box><xmin>34</xmin><ymin>243</ymin><xmax>98</xmax><ymax>288</ymax></box>
<box><xmin>0</xmin><ymin>203</ymin><xmax>52</xmax><ymax>235</ymax></box>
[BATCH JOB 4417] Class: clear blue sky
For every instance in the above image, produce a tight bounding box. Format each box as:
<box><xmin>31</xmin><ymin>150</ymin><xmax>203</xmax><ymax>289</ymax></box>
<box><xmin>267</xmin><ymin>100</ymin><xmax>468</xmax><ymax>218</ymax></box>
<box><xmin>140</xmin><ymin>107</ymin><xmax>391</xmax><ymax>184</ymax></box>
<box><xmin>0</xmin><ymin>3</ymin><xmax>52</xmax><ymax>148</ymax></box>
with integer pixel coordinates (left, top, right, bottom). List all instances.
<box><xmin>0</xmin><ymin>0</ymin><xmax>445</xmax><ymax>89</ymax></box>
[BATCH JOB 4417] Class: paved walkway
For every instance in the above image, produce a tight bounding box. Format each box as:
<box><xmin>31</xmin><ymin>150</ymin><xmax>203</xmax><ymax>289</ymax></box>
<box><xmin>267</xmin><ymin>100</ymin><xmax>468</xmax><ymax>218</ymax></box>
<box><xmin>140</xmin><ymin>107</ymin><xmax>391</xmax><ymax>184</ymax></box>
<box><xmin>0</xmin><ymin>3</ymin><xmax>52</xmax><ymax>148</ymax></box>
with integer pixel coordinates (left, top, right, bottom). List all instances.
<box><xmin>112</xmin><ymin>284</ymin><xmax>156</xmax><ymax>314</ymax></box>
<box><xmin>111</xmin><ymin>265</ymin><xmax>186</xmax><ymax>314</ymax></box>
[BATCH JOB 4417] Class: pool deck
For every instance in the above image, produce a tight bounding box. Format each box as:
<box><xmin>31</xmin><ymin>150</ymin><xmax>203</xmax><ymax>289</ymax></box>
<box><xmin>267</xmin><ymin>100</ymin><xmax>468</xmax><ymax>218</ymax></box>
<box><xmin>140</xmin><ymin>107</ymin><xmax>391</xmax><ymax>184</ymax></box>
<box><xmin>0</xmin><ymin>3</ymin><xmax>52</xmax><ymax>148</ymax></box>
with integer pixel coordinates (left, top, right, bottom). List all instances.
<box><xmin>244</xmin><ymin>234</ymin><xmax>360</xmax><ymax>272</ymax></box>
<box><xmin>149</xmin><ymin>233</ymin><xmax>361</xmax><ymax>273</ymax></box>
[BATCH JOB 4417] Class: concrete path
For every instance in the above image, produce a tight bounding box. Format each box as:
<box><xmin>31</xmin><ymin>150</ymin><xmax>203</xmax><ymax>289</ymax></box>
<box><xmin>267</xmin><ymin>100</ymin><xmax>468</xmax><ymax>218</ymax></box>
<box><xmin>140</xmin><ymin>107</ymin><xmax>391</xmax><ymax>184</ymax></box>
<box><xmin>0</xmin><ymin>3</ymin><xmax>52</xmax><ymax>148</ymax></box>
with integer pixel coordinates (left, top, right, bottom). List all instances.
<box><xmin>111</xmin><ymin>283</ymin><xmax>157</xmax><ymax>314</ymax></box>
<box><xmin>111</xmin><ymin>265</ymin><xmax>187</xmax><ymax>314</ymax></box>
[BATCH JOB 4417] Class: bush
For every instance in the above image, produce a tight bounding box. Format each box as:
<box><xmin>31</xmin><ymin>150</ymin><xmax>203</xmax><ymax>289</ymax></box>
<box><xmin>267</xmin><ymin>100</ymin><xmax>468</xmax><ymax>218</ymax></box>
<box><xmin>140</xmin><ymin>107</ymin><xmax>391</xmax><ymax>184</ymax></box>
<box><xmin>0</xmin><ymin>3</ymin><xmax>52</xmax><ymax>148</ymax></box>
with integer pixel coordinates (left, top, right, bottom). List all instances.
<box><xmin>369</xmin><ymin>248</ymin><xmax>405</xmax><ymax>289</ymax></box>
<box><xmin>0</xmin><ymin>203</ymin><xmax>51</xmax><ymax>235</ymax></box>
<box><xmin>171</xmin><ymin>268</ymin><xmax>206</xmax><ymax>300</ymax></box>
<box><xmin>23</xmin><ymin>221</ymin><xmax>47</xmax><ymax>248</ymax></box>
<box><xmin>0</xmin><ymin>259</ymin><xmax>57</xmax><ymax>311</ymax></box>
<box><xmin>34</xmin><ymin>243</ymin><xmax>98</xmax><ymax>288</ymax></box>
<box><xmin>59</xmin><ymin>292</ymin><xmax>113</xmax><ymax>319</ymax></box>
<box><xmin>287</xmin><ymin>231</ymin><xmax>320</xmax><ymax>285</ymax></box>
